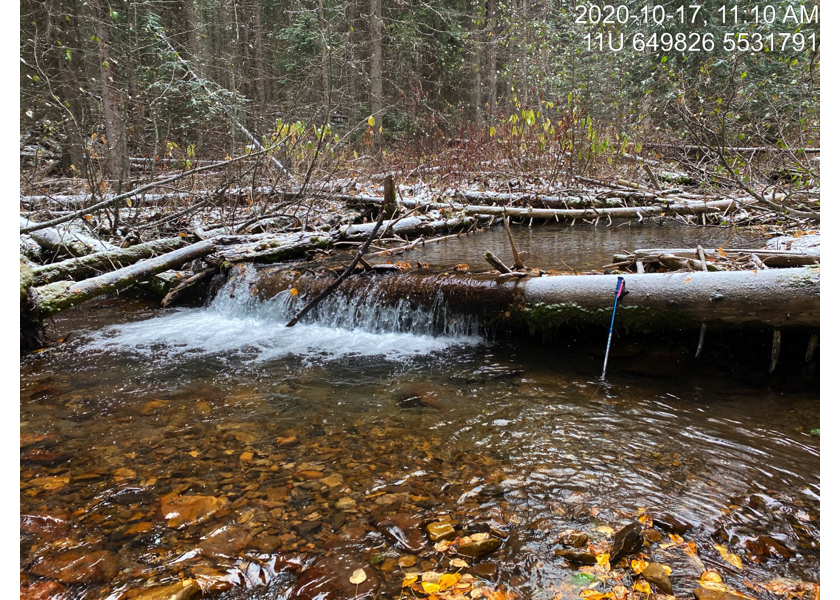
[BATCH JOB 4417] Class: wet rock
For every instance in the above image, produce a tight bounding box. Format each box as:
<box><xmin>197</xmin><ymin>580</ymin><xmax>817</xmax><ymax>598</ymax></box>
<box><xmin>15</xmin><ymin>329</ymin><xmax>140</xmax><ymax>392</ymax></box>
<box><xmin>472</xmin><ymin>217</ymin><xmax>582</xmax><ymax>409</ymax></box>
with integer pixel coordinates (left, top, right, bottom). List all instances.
<box><xmin>642</xmin><ymin>528</ymin><xmax>663</xmax><ymax>543</ymax></box>
<box><xmin>296</xmin><ymin>470</ymin><xmax>325</xmax><ymax>480</ymax></box>
<box><xmin>20</xmin><ymin>514</ymin><xmax>69</xmax><ymax>540</ymax></box>
<box><xmin>427</xmin><ymin>522</ymin><xmax>457</xmax><ymax>542</ymax></box>
<box><xmin>398</xmin><ymin>555</ymin><xmax>417</xmax><ymax>568</ymax></box>
<box><xmin>124</xmin><ymin>522</ymin><xmax>154</xmax><ymax>536</ymax></box>
<box><xmin>466</xmin><ymin>522</ymin><xmax>491</xmax><ymax>534</ymax></box>
<box><xmin>108</xmin><ymin>486</ymin><xmax>155</xmax><ymax>505</ymax></box>
<box><xmin>335</xmin><ymin>497</ymin><xmax>356</xmax><ymax>511</ymax></box>
<box><xmin>479</xmin><ymin>484</ymin><xmax>505</xmax><ymax>498</ymax></box>
<box><xmin>275</xmin><ymin>436</ymin><xmax>299</xmax><ymax>447</ymax></box>
<box><xmin>458</xmin><ymin>537</ymin><xmax>502</xmax><ymax>558</ymax></box>
<box><xmin>641</xmin><ymin>562</ymin><xmax>673</xmax><ymax>595</ymax></box>
<box><xmin>121</xmin><ymin>579</ymin><xmax>201</xmax><ymax>600</ymax></box>
<box><xmin>554</xmin><ymin>549</ymin><xmax>598</xmax><ymax>565</ymax></box>
<box><xmin>332</xmin><ymin>511</ymin><xmax>346</xmax><ymax>531</ymax></box>
<box><xmin>745</xmin><ymin>535</ymin><xmax>794</xmax><ymax>560</ymax></box>
<box><xmin>557</xmin><ymin>532</ymin><xmax>588</xmax><ymax>548</ymax></box>
<box><xmin>694</xmin><ymin>588</ymin><xmax>746</xmax><ymax>600</ymax></box>
<box><xmin>20</xmin><ymin>449</ymin><xmax>69</xmax><ymax>465</ymax></box>
<box><xmin>397</xmin><ymin>385</ymin><xmax>446</xmax><ymax>409</ymax></box>
<box><xmin>192</xmin><ymin>567</ymin><xmax>241</xmax><ymax>595</ymax></box>
<box><xmin>160</xmin><ymin>494</ymin><xmax>228</xmax><ymax>528</ymax></box>
<box><xmin>377</xmin><ymin>557</ymin><xmax>399</xmax><ymax>572</ymax></box>
<box><xmin>469</xmin><ymin>562</ymin><xmax>498</xmax><ymax>577</ymax></box>
<box><xmin>289</xmin><ymin>555</ymin><xmax>379</xmax><ymax>599</ymax></box>
<box><xmin>293</xmin><ymin>520</ymin><xmax>323</xmax><ymax>536</ymax></box>
<box><xmin>376</xmin><ymin>513</ymin><xmax>426</xmax><ymax>553</ymax></box>
<box><xmin>20</xmin><ymin>578</ymin><xmax>68</xmax><ymax>600</ymax></box>
<box><xmin>652</xmin><ymin>513</ymin><xmax>692</xmax><ymax>536</ymax></box>
<box><xmin>199</xmin><ymin>525</ymin><xmax>254</xmax><ymax>556</ymax></box>
<box><xmin>609</xmin><ymin>522</ymin><xmax>643</xmax><ymax>563</ymax></box>
<box><xmin>29</xmin><ymin>549</ymin><xmax>119</xmax><ymax>583</ymax></box>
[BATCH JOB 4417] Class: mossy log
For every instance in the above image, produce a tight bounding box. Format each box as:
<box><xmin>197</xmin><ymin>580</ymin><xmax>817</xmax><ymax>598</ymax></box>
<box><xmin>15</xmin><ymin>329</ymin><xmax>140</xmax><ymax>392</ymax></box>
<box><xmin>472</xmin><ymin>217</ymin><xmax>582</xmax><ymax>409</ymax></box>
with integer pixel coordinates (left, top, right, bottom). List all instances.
<box><xmin>241</xmin><ymin>265</ymin><xmax>819</xmax><ymax>333</ymax></box>
<box><xmin>31</xmin><ymin>236</ymin><xmax>190</xmax><ymax>285</ymax></box>
<box><xmin>29</xmin><ymin>240</ymin><xmax>216</xmax><ymax>319</ymax></box>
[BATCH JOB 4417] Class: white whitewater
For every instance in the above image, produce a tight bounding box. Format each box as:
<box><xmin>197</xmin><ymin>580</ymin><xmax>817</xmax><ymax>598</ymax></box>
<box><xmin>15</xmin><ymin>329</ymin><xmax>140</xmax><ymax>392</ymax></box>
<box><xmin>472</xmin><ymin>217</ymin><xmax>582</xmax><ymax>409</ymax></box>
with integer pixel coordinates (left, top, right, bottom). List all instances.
<box><xmin>81</xmin><ymin>265</ymin><xmax>481</xmax><ymax>363</ymax></box>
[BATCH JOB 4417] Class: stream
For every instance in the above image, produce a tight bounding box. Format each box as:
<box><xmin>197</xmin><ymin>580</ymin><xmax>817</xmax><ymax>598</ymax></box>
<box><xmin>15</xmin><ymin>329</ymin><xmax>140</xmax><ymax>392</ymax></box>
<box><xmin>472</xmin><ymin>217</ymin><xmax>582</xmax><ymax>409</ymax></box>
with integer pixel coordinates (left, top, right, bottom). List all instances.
<box><xmin>20</xmin><ymin>223</ymin><xmax>818</xmax><ymax>600</ymax></box>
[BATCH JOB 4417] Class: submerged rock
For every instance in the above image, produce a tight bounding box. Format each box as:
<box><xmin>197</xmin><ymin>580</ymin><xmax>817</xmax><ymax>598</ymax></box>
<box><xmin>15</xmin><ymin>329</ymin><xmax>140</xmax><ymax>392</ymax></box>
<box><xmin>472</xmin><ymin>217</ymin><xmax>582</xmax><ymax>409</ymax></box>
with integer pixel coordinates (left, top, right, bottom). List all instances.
<box><xmin>652</xmin><ymin>513</ymin><xmax>692</xmax><ymax>536</ymax></box>
<box><xmin>376</xmin><ymin>513</ymin><xmax>426</xmax><ymax>553</ymax></box>
<box><xmin>554</xmin><ymin>549</ymin><xmax>597</xmax><ymax>565</ymax></box>
<box><xmin>458</xmin><ymin>537</ymin><xmax>502</xmax><ymax>558</ymax></box>
<box><xmin>121</xmin><ymin>579</ymin><xmax>201</xmax><ymax>600</ymax></box>
<box><xmin>289</xmin><ymin>555</ymin><xmax>378</xmax><ymax>599</ymax></box>
<box><xmin>427</xmin><ymin>522</ymin><xmax>457</xmax><ymax>542</ymax></box>
<box><xmin>160</xmin><ymin>495</ymin><xmax>228</xmax><ymax>528</ymax></box>
<box><xmin>29</xmin><ymin>549</ymin><xmax>119</xmax><ymax>583</ymax></box>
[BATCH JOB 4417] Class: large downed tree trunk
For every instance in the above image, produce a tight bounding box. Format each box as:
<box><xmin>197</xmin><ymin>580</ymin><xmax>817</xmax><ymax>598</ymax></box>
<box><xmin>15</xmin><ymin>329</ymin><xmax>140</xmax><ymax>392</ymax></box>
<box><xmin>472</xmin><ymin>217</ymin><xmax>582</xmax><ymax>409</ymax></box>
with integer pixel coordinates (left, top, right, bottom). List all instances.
<box><xmin>241</xmin><ymin>265</ymin><xmax>819</xmax><ymax>332</ymax></box>
<box><xmin>340</xmin><ymin>216</ymin><xmax>483</xmax><ymax>241</ymax></box>
<box><xmin>28</xmin><ymin>240</ymin><xmax>216</xmax><ymax>320</ymax></box>
<box><xmin>31</xmin><ymin>237</ymin><xmax>190</xmax><ymax>285</ymax></box>
<box><xmin>463</xmin><ymin>198</ymin><xmax>746</xmax><ymax>220</ymax></box>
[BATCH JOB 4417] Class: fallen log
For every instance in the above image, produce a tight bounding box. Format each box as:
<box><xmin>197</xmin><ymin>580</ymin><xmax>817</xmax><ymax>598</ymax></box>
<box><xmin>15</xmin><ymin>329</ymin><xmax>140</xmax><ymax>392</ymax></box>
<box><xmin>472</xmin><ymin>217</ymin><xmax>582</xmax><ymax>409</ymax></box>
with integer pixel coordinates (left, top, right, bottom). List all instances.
<box><xmin>463</xmin><ymin>198</ymin><xmax>746</xmax><ymax>220</ymax></box>
<box><xmin>207</xmin><ymin>232</ymin><xmax>333</xmax><ymax>264</ymax></box>
<box><xmin>21</xmin><ymin>217</ymin><xmax>116</xmax><ymax>257</ymax></box>
<box><xmin>28</xmin><ymin>240</ymin><xmax>216</xmax><ymax>319</ymax></box>
<box><xmin>240</xmin><ymin>265</ymin><xmax>819</xmax><ymax>332</ymax></box>
<box><xmin>31</xmin><ymin>236</ymin><xmax>189</xmax><ymax>285</ymax></box>
<box><xmin>340</xmin><ymin>216</ymin><xmax>482</xmax><ymax>241</ymax></box>
<box><xmin>614</xmin><ymin>248</ymin><xmax>819</xmax><ymax>268</ymax></box>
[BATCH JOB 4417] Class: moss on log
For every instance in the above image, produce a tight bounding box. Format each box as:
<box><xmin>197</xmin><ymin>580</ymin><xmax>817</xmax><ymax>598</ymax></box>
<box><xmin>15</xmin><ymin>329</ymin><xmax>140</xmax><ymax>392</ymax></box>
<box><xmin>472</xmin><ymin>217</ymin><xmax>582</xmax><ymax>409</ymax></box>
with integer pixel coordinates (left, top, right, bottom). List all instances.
<box><xmin>31</xmin><ymin>237</ymin><xmax>189</xmax><ymax>285</ymax></box>
<box><xmin>31</xmin><ymin>240</ymin><xmax>216</xmax><ymax>319</ymax></box>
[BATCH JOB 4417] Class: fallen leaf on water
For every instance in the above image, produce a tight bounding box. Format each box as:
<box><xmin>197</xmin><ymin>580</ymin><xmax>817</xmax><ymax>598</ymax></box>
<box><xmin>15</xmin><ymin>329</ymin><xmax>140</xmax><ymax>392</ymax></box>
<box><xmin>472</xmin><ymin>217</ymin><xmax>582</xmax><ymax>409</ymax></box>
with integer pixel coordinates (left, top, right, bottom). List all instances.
<box><xmin>701</xmin><ymin>571</ymin><xmax>722</xmax><ymax>583</ymax></box>
<box><xmin>638</xmin><ymin>514</ymin><xmax>652</xmax><ymax>527</ymax></box>
<box><xmin>683</xmin><ymin>540</ymin><xmax>697</xmax><ymax>555</ymax></box>
<box><xmin>349</xmin><ymin>568</ymin><xmax>367</xmax><ymax>585</ymax></box>
<box><xmin>668</xmin><ymin>533</ymin><xmax>684</xmax><ymax>545</ymax></box>
<box><xmin>580</xmin><ymin>591</ymin><xmax>615</xmax><ymax>600</ymax></box>
<box><xmin>714</xmin><ymin>543</ymin><xmax>743</xmax><ymax>569</ymax></box>
<box><xmin>422</xmin><ymin>582</ymin><xmax>441</xmax><ymax>594</ymax></box>
<box><xmin>451</xmin><ymin>558</ymin><xmax>469</xmax><ymax>569</ymax></box>
<box><xmin>290</xmin><ymin>288</ymin><xmax>298</xmax><ymax>296</ymax></box>
<box><xmin>632</xmin><ymin>580</ymin><xmax>651</xmax><ymax>594</ymax></box>
<box><xmin>439</xmin><ymin>573</ymin><xmax>461</xmax><ymax>590</ymax></box>
<box><xmin>402</xmin><ymin>575</ymin><xmax>418</xmax><ymax>587</ymax></box>
<box><xmin>594</xmin><ymin>526</ymin><xmax>614</xmax><ymax>536</ymax></box>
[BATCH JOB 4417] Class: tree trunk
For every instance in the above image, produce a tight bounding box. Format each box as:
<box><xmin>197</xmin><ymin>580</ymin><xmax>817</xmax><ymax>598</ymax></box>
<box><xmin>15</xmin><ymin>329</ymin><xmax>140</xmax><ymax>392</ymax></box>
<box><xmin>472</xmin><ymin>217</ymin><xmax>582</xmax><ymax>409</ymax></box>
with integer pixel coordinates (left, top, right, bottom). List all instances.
<box><xmin>369</xmin><ymin>0</ymin><xmax>383</xmax><ymax>130</ymax></box>
<box><xmin>486</xmin><ymin>0</ymin><xmax>497</xmax><ymax>121</ymax></box>
<box><xmin>94</xmin><ymin>0</ymin><xmax>127</xmax><ymax>184</ymax></box>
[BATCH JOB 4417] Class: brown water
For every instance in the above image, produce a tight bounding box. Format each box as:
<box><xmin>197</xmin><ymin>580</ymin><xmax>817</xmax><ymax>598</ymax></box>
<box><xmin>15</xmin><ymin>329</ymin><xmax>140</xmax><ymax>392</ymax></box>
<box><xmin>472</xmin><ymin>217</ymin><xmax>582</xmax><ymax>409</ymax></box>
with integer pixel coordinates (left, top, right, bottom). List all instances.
<box><xmin>20</xmin><ymin>226</ymin><xmax>818</xmax><ymax>600</ymax></box>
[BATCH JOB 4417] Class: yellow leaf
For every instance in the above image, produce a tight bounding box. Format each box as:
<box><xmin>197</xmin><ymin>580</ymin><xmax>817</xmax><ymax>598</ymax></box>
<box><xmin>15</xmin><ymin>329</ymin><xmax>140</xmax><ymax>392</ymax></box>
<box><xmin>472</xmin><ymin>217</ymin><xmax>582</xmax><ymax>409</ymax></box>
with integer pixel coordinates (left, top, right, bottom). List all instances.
<box><xmin>683</xmin><ymin>541</ymin><xmax>697</xmax><ymax>555</ymax></box>
<box><xmin>438</xmin><ymin>573</ymin><xmax>461</xmax><ymax>591</ymax></box>
<box><xmin>349</xmin><ymin>568</ymin><xmax>367</xmax><ymax>585</ymax></box>
<box><xmin>126</xmin><ymin>199</ymin><xmax>132</xmax><ymax>207</ymax></box>
<box><xmin>633</xmin><ymin>580</ymin><xmax>651</xmax><ymax>594</ymax></box>
<box><xmin>189</xmin><ymin>451</ymin><xmax>199</xmax><ymax>457</ymax></box>
<box><xmin>630</xmin><ymin>559</ymin><xmax>649</xmax><ymax>575</ymax></box>
<box><xmin>450</xmin><ymin>558</ymin><xmax>469</xmax><ymax>569</ymax></box>
<box><xmin>638</xmin><ymin>514</ymin><xmax>652</xmax><ymax>526</ymax></box>
<box><xmin>368</xmin><ymin>116</ymin><xmax>375</xmax><ymax>127</ymax></box>
<box><xmin>714</xmin><ymin>544</ymin><xmax>743</xmax><ymax>570</ymax></box>
<box><xmin>594</xmin><ymin>526</ymin><xmax>614</xmax><ymax>536</ymax></box>
<box><xmin>378</xmin><ymin>126</ymin><xmax>383</xmax><ymax>134</ymax></box>
<box><xmin>422</xmin><ymin>582</ymin><xmax>441</xmax><ymax>594</ymax></box>
<box><xmin>718</xmin><ymin>247</ymin><xmax>728</xmax><ymax>257</ymax></box>
<box><xmin>402</xmin><ymin>575</ymin><xmax>418</xmax><ymax>587</ymax></box>
<box><xmin>669</xmin><ymin>533</ymin><xmax>684</xmax><ymax>545</ymax></box>
<box><xmin>290</xmin><ymin>288</ymin><xmax>299</xmax><ymax>296</ymax></box>
<box><xmin>701</xmin><ymin>571</ymin><xmax>722</xmax><ymax>583</ymax></box>
<box><xmin>596</xmin><ymin>553</ymin><xmax>610</xmax><ymax>570</ymax></box>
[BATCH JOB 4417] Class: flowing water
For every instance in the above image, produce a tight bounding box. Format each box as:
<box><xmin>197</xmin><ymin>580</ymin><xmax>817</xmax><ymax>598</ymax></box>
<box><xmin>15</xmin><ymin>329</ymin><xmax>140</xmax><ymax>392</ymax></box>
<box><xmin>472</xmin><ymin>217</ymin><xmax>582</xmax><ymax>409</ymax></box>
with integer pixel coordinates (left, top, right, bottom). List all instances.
<box><xmin>20</xmin><ymin>224</ymin><xmax>818</xmax><ymax>600</ymax></box>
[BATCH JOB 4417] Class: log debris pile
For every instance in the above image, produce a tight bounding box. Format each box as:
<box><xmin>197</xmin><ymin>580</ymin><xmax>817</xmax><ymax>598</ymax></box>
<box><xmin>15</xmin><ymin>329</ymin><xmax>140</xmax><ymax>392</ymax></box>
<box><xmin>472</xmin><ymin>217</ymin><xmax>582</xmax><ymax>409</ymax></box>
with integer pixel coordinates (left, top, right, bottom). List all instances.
<box><xmin>20</xmin><ymin>158</ymin><xmax>820</xmax><ymax>350</ymax></box>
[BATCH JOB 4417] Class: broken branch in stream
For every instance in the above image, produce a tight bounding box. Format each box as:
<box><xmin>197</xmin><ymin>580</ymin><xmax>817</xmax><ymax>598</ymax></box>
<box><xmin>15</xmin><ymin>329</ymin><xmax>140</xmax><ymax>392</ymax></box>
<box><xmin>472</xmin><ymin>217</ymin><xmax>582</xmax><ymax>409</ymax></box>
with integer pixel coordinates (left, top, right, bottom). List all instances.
<box><xmin>285</xmin><ymin>175</ymin><xmax>396</xmax><ymax>327</ymax></box>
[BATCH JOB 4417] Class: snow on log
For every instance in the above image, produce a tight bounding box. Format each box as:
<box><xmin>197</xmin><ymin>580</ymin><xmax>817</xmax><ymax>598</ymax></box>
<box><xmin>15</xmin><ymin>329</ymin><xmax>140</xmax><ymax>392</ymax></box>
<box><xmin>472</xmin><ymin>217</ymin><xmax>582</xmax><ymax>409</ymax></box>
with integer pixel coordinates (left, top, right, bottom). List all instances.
<box><xmin>31</xmin><ymin>236</ymin><xmax>190</xmax><ymax>285</ymax></box>
<box><xmin>21</xmin><ymin>217</ymin><xmax>116</xmax><ymax>257</ymax></box>
<box><xmin>30</xmin><ymin>240</ymin><xmax>216</xmax><ymax>319</ymax></box>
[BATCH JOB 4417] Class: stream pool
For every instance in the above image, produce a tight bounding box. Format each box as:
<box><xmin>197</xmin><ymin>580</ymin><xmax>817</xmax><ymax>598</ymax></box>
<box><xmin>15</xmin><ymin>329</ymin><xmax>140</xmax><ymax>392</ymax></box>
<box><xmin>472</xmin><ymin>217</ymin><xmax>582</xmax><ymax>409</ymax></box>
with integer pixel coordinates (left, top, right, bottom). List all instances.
<box><xmin>20</xmin><ymin>223</ymin><xmax>818</xmax><ymax>600</ymax></box>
